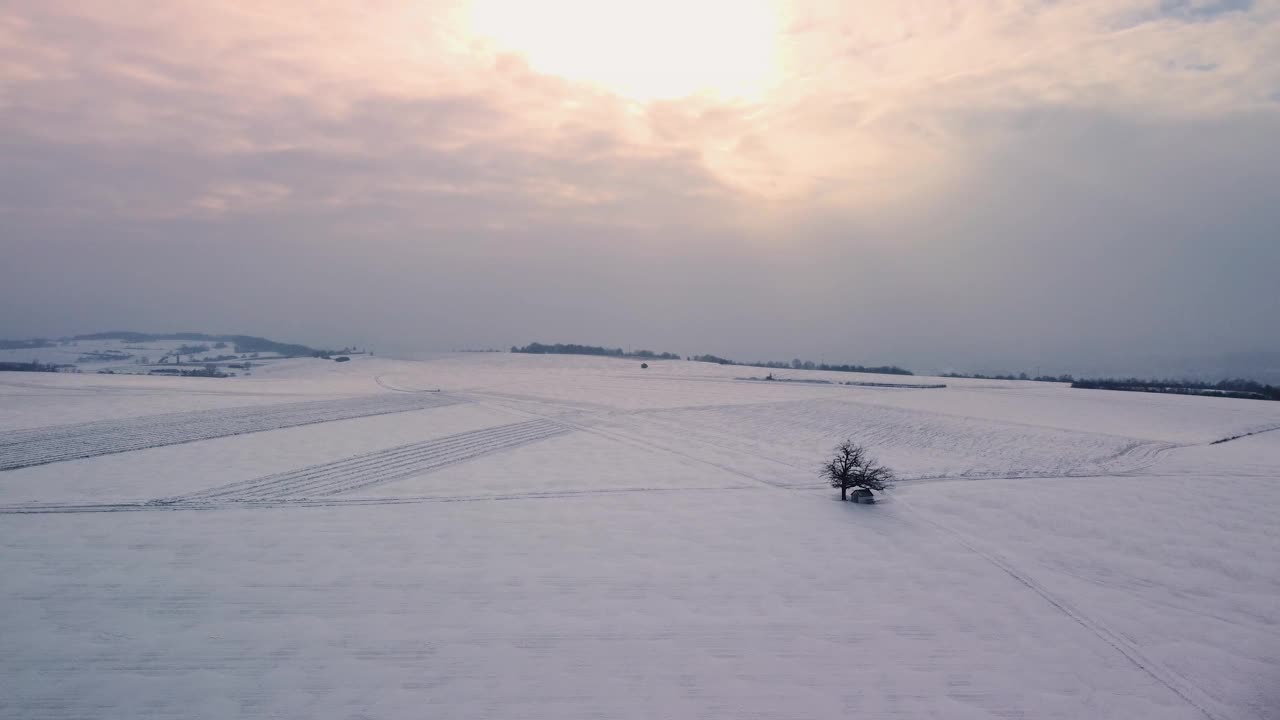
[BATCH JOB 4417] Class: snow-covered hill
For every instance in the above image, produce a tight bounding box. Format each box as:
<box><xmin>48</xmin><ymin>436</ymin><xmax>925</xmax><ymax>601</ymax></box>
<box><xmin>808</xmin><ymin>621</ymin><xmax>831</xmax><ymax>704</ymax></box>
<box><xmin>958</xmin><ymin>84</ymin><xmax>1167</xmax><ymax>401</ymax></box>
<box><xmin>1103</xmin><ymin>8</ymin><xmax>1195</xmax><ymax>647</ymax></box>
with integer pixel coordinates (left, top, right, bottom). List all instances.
<box><xmin>2</xmin><ymin>353</ymin><xmax>1277</xmax><ymax>719</ymax></box>
<box><xmin>0</xmin><ymin>334</ymin><xmax>328</xmax><ymax>377</ymax></box>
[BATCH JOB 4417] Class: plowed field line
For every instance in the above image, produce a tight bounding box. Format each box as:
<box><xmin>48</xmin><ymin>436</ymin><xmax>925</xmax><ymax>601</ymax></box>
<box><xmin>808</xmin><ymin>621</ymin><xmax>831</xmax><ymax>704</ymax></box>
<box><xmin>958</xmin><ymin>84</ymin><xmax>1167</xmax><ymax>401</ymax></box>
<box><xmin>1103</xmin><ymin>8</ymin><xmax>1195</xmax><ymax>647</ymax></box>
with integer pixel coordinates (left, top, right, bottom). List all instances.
<box><xmin>0</xmin><ymin>394</ymin><xmax>463</xmax><ymax>471</ymax></box>
<box><xmin>167</xmin><ymin>419</ymin><xmax>572</xmax><ymax>503</ymax></box>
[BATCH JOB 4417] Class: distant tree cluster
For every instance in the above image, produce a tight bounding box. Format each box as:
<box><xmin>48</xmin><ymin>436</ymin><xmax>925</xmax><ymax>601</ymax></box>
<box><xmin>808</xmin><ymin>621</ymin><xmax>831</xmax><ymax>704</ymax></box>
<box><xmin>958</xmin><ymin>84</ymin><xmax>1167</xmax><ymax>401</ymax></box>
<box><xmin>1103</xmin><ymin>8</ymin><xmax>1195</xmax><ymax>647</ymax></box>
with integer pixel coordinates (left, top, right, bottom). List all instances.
<box><xmin>148</xmin><ymin>365</ymin><xmax>229</xmax><ymax>378</ymax></box>
<box><xmin>228</xmin><ymin>336</ymin><xmax>319</xmax><ymax>357</ymax></box>
<box><xmin>174</xmin><ymin>344</ymin><xmax>211</xmax><ymax>356</ymax></box>
<box><xmin>76</xmin><ymin>350</ymin><xmax>133</xmax><ymax>363</ymax></box>
<box><xmin>689</xmin><ymin>354</ymin><xmax>913</xmax><ymax>376</ymax></box>
<box><xmin>0</xmin><ymin>360</ymin><xmax>67</xmax><ymax>373</ymax></box>
<box><xmin>1072</xmin><ymin>377</ymin><xmax>1280</xmax><ymax>401</ymax></box>
<box><xmin>756</xmin><ymin>359</ymin><xmax>912</xmax><ymax>376</ymax></box>
<box><xmin>511</xmin><ymin>342</ymin><xmax>680</xmax><ymax>360</ymax></box>
<box><xmin>688</xmin><ymin>354</ymin><xmax>734</xmax><ymax>365</ymax></box>
<box><xmin>942</xmin><ymin>371</ymin><xmax>1075</xmax><ymax>382</ymax></box>
<box><xmin>628</xmin><ymin>349</ymin><xmax>682</xmax><ymax>360</ymax></box>
<box><xmin>311</xmin><ymin>346</ymin><xmax>361</xmax><ymax>360</ymax></box>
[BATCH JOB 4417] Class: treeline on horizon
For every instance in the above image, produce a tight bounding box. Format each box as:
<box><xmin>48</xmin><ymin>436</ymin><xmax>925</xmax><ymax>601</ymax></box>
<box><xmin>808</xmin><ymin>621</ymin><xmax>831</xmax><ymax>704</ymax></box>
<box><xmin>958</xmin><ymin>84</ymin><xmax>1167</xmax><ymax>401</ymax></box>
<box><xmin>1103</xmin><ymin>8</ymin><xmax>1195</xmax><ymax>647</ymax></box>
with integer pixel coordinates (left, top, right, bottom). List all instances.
<box><xmin>511</xmin><ymin>342</ymin><xmax>680</xmax><ymax>360</ymax></box>
<box><xmin>510</xmin><ymin>342</ymin><xmax>912</xmax><ymax>376</ymax></box>
<box><xmin>943</xmin><ymin>371</ymin><xmax>1077</xmax><ymax>382</ymax></box>
<box><xmin>1072</xmin><ymin>377</ymin><xmax>1280</xmax><ymax>401</ymax></box>
<box><xmin>688</xmin><ymin>354</ymin><xmax>913</xmax><ymax>376</ymax></box>
<box><xmin>938</xmin><ymin>371</ymin><xmax>1280</xmax><ymax>400</ymax></box>
<box><xmin>0</xmin><ymin>360</ymin><xmax>71</xmax><ymax>373</ymax></box>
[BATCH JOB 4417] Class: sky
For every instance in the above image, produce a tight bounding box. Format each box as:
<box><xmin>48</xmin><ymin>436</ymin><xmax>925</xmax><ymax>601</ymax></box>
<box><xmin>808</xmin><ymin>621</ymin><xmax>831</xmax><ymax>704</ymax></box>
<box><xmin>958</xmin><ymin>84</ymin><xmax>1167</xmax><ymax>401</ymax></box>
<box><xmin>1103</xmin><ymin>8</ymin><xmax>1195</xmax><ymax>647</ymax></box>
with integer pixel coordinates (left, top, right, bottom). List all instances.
<box><xmin>2</xmin><ymin>0</ymin><xmax>1278</xmax><ymax>373</ymax></box>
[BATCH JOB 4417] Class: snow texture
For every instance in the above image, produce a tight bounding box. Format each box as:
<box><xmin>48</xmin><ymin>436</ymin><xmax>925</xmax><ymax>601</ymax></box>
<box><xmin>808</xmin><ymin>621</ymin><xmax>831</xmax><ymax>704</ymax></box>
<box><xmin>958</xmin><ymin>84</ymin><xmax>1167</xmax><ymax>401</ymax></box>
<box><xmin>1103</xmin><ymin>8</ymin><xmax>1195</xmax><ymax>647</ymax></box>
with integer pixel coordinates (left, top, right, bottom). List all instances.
<box><xmin>2</xmin><ymin>352</ymin><xmax>1278</xmax><ymax>719</ymax></box>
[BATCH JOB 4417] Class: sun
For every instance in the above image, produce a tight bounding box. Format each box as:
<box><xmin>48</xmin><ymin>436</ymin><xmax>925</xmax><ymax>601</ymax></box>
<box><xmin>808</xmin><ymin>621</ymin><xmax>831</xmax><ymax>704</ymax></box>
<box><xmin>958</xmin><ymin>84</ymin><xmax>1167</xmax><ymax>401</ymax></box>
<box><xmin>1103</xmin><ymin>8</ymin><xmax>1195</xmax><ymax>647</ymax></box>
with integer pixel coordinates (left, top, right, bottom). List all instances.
<box><xmin>467</xmin><ymin>0</ymin><xmax>783</xmax><ymax>101</ymax></box>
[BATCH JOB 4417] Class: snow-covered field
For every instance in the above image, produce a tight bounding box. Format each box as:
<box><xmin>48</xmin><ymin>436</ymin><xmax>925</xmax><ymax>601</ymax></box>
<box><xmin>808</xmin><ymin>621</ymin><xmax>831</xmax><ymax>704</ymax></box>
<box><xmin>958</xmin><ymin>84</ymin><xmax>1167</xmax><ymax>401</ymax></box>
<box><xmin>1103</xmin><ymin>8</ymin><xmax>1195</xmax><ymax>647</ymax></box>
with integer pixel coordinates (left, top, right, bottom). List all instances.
<box><xmin>2</xmin><ymin>353</ymin><xmax>1278</xmax><ymax>719</ymax></box>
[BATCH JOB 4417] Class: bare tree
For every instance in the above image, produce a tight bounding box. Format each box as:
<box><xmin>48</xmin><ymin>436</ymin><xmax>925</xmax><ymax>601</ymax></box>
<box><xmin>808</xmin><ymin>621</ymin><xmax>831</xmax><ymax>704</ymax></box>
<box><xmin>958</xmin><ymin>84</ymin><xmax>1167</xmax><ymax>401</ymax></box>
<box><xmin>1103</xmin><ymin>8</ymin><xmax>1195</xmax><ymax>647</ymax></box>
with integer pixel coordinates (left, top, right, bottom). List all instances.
<box><xmin>821</xmin><ymin>440</ymin><xmax>895</xmax><ymax>501</ymax></box>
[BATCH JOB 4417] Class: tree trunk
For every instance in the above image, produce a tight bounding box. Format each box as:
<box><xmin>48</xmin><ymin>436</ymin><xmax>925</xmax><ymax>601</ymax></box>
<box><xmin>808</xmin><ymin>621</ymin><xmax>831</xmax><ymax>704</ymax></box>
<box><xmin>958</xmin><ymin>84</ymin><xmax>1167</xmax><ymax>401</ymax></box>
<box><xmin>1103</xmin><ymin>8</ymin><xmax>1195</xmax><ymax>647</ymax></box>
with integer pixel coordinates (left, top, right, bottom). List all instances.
<box><xmin>841</xmin><ymin>485</ymin><xmax>848</xmax><ymax>501</ymax></box>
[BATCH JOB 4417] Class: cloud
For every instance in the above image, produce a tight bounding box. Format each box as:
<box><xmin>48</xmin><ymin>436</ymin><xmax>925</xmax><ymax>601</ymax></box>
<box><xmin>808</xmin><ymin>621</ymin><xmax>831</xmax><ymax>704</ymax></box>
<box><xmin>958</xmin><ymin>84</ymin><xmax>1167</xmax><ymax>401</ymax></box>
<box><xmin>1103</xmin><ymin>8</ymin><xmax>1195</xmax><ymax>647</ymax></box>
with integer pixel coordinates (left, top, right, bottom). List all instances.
<box><xmin>1157</xmin><ymin>0</ymin><xmax>1254</xmax><ymax>22</ymax></box>
<box><xmin>1</xmin><ymin>0</ymin><xmax>1278</xmax><ymax>371</ymax></box>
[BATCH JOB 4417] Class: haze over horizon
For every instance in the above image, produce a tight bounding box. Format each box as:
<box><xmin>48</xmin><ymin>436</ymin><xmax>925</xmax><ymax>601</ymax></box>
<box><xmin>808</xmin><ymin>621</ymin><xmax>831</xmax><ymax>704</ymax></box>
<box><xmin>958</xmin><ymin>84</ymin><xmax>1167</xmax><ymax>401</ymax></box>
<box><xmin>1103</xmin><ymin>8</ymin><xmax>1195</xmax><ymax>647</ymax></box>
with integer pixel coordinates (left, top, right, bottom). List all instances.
<box><xmin>3</xmin><ymin>1</ymin><xmax>1279</xmax><ymax>374</ymax></box>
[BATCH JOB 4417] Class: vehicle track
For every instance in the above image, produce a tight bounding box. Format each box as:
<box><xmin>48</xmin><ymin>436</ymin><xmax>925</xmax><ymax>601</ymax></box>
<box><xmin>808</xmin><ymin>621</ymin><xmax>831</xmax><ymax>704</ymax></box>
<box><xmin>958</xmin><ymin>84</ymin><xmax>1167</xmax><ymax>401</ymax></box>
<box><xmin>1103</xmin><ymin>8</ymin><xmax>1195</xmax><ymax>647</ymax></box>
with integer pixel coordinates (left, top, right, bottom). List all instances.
<box><xmin>164</xmin><ymin>419</ymin><xmax>572</xmax><ymax>503</ymax></box>
<box><xmin>1209</xmin><ymin>424</ymin><xmax>1280</xmax><ymax>445</ymax></box>
<box><xmin>892</xmin><ymin>495</ymin><xmax>1228</xmax><ymax>720</ymax></box>
<box><xmin>0</xmin><ymin>394</ymin><xmax>463</xmax><ymax>471</ymax></box>
<box><xmin>374</xmin><ymin>374</ymin><xmax>442</xmax><ymax>393</ymax></box>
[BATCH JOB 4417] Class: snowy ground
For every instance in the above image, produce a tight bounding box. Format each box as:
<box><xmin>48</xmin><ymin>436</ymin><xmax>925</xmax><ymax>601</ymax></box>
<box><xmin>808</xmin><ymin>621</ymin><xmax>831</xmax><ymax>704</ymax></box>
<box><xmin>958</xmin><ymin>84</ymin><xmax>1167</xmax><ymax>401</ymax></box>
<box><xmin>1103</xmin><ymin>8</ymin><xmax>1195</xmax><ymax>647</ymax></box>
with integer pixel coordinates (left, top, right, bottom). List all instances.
<box><xmin>1</xmin><ymin>353</ymin><xmax>1277</xmax><ymax>719</ymax></box>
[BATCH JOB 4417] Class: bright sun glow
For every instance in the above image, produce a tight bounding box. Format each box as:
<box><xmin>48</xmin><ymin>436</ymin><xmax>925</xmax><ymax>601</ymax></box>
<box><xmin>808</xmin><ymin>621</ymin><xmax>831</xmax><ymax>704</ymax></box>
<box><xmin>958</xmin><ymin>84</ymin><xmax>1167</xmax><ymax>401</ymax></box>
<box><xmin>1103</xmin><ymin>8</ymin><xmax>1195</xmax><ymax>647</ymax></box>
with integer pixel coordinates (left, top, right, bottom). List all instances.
<box><xmin>468</xmin><ymin>0</ymin><xmax>782</xmax><ymax>101</ymax></box>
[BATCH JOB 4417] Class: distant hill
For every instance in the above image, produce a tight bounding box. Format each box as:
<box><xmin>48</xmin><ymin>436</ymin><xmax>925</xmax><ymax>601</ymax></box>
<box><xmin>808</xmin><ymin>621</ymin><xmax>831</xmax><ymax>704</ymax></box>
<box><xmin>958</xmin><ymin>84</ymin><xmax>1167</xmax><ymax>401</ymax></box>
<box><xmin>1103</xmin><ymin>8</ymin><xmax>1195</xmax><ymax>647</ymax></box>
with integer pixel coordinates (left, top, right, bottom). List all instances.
<box><xmin>2</xmin><ymin>332</ymin><xmax>326</xmax><ymax>358</ymax></box>
<box><xmin>0</xmin><ymin>338</ymin><xmax>55</xmax><ymax>351</ymax></box>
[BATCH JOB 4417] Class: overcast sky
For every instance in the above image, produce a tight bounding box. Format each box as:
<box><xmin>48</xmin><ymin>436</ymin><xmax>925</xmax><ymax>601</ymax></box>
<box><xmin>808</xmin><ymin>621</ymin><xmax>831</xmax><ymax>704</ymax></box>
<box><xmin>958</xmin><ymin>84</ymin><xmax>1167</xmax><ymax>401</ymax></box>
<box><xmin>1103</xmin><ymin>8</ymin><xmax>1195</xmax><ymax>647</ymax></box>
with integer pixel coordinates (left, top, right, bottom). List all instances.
<box><xmin>2</xmin><ymin>0</ymin><xmax>1278</xmax><ymax>372</ymax></box>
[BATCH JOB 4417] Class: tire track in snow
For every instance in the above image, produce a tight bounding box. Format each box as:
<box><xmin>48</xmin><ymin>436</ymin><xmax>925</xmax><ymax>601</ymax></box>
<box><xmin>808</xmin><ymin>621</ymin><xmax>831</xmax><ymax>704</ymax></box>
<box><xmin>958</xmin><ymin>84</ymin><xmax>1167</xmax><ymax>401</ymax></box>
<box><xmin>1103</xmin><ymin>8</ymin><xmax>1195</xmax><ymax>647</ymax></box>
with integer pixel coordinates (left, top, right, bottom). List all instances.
<box><xmin>895</xmin><ymin>429</ymin><xmax>1269</xmax><ymax>486</ymax></box>
<box><xmin>892</xmin><ymin>495</ymin><xmax>1229</xmax><ymax>720</ymax></box>
<box><xmin>572</xmin><ymin>420</ymin><xmax>801</xmax><ymax>489</ymax></box>
<box><xmin>1209</xmin><ymin>424</ymin><xmax>1280</xmax><ymax>445</ymax></box>
<box><xmin>466</xmin><ymin>395</ymin><xmax>797</xmax><ymax>490</ymax></box>
<box><xmin>0</xmin><ymin>394</ymin><xmax>463</xmax><ymax>471</ymax></box>
<box><xmin>612</xmin><ymin>397</ymin><xmax>1188</xmax><ymax>485</ymax></box>
<box><xmin>163</xmin><ymin>419</ymin><xmax>572</xmax><ymax>503</ymax></box>
<box><xmin>374</xmin><ymin>374</ymin><xmax>442</xmax><ymax>393</ymax></box>
<box><xmin>896</xmin><ymin>440</ymin><xmax>1175</xmax><ymax>485</ymax></box>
